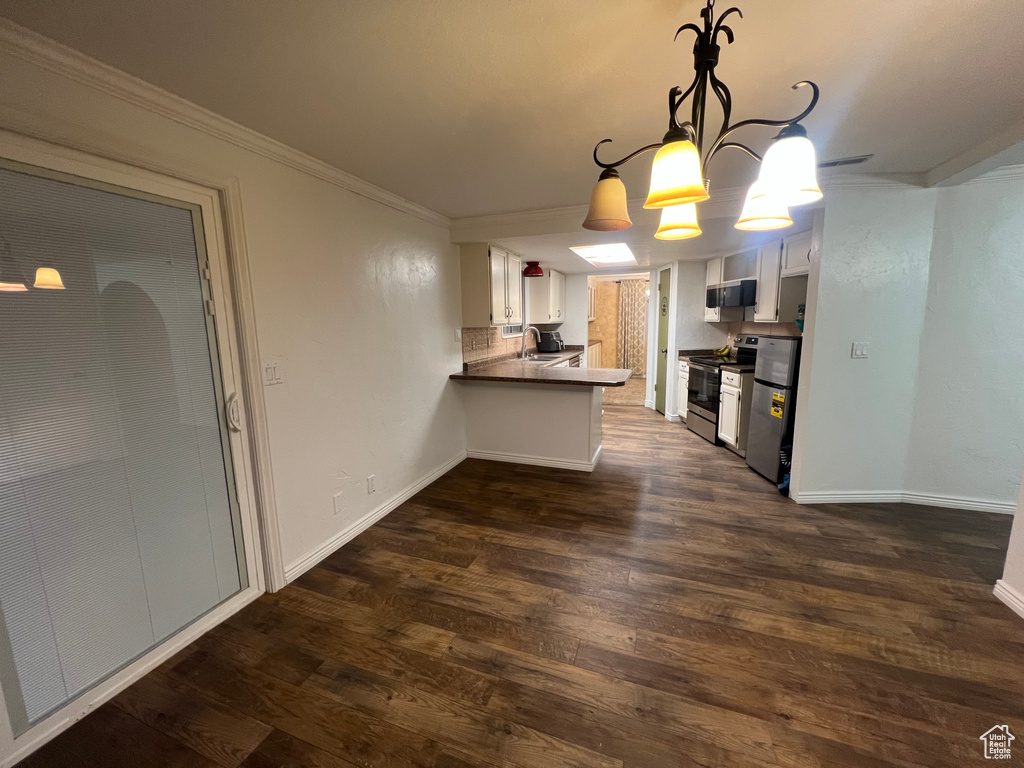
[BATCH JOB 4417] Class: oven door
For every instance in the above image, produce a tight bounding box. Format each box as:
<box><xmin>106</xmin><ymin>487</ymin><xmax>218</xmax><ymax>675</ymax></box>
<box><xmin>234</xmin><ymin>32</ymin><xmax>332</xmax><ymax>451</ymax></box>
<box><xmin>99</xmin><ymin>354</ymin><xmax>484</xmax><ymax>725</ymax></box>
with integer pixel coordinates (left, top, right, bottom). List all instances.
<box><xmin>687</xmin><ymin>363</ymin><xmax>720</xmax><ymax>422</ymax></box>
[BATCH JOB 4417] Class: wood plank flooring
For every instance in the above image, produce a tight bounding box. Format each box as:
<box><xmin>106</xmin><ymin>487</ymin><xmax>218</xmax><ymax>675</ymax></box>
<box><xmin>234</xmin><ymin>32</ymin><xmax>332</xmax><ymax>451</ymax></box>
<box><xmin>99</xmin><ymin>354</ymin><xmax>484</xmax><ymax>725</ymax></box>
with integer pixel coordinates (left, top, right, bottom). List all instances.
<box><xmin>18</xmin><ymin>405</ymin><xmax>1020</xmax><ymax>767</ymax></box>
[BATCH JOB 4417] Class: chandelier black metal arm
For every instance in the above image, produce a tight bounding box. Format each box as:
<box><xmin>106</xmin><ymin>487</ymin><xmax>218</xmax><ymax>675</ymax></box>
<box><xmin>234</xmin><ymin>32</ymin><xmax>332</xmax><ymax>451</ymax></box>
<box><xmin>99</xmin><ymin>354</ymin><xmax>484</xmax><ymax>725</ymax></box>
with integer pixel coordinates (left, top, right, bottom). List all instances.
<box><xmin>587</xmin><ymin>0</ymin><xmax>820</xmax><ymax>184</ymax></box>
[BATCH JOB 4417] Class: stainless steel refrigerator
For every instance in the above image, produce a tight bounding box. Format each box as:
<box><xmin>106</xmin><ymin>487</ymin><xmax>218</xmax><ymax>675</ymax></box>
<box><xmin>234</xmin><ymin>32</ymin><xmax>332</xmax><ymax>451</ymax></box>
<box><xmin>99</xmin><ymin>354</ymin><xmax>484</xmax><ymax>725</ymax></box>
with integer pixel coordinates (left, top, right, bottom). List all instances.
<box><xmin>746</xmin><ymin>336</ymin><xmax>800</xmax><ymax>483</ymax></box>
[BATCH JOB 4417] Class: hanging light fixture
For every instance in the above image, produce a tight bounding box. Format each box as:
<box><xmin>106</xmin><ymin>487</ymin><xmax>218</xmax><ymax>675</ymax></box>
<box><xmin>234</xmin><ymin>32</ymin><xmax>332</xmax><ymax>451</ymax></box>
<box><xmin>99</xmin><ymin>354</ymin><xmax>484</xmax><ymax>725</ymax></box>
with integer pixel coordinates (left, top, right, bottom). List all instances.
<box><xmin>522</xmin><ymin>261</ymin><xmax>544</xmax><ymax>277</ymax></box>
<box><xmin>581</xmin><ymin>0</ymin><xmax>851</xmax><ymax>240</ymax></box>
<box><xmin>735</xmin><ymin>182</ymin><xmax>793</xmax><ymax>231</ymax></box>
<box><xmin>753</xmin><ymin>125</ymin><xmax>823</xmax><ymax>207</ymax></box>
<box><xmin>581</xmin><ymin>169</ymin><xmax>632</xmax><ymax>231</ymax></box>
<box><xmin>34</xmin><ymin>267</ymin><xmax>66</xmax><ymax>290</ymax></box>
<box><xmin>0</xmin><ymin>241</ymin><xmax>27</xmax><ymax>292</ymax></box>
<box><xmin>655</xmin><ymin>203</ymin><xmax>702</xmax><ymax>240</ymax></box>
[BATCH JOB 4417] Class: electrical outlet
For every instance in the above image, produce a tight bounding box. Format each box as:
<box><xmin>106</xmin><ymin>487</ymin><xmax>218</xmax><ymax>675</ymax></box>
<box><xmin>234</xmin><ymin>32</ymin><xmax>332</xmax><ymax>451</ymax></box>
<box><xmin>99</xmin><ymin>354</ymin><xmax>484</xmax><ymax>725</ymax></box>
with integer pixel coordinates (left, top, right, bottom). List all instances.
<box><xmin>454</xmin><ymin>328</ymin><xmax>463</xmax><ymax>342</ymax></box>
<box><xmin>332</xmin><ymin>492</ymin><xmax>343</xmax><ymax>515</ymax></box>
<box><xmin>366</xmin><ymin>475</ymin><xmax>376</xmax><ymax>494</ymax></box>
<box><xmin>851</xmin><ymin>342</ymin><xmax>869</xmax><ymax>359</ymax></box>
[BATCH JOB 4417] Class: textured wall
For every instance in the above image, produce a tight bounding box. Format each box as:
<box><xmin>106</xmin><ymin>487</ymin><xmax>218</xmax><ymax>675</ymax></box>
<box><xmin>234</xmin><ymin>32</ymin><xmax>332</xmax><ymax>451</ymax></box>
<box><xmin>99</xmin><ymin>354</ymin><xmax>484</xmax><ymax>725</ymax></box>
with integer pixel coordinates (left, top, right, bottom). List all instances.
<box><xmin>904</xmin><ymin>173</ymin><xmax>1024</xmax><ymax>506</ymax></box>
<box><xmin>589</xmin><ymin>281</ymin><xmax>620</xmax><ymax>367</ymax></box>
<box><xmin>794</xmin><ymin>184</ymin><xmax>936</xmax><ymax>496</ymax></box>
<box><xmin>0</xmin><ymin>48</ymin><xmax>466</xmax><ymax>578</ymax></box>
<box><xmin>675</xmin><ymin>260</ymin><xmax>728</xmax><ymax>352</ymax></box>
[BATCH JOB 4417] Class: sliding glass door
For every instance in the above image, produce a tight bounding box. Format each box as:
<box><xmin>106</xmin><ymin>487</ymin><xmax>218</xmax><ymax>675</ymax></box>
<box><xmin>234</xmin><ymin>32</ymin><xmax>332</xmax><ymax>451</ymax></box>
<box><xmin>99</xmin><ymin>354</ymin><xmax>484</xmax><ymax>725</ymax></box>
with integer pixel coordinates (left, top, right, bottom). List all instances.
<box><xmin>0</xmin><ymin>160</ymin><xmax>248</xmax><ymax>734</ymax></box>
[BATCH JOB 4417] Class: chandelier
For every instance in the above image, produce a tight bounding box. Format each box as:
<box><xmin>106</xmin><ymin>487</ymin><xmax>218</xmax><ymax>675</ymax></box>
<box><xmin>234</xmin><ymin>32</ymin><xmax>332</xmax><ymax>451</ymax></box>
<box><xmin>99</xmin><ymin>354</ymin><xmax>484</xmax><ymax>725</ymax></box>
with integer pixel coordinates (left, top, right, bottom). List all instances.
<box><xmin>582</xmin><ymin>0</ymin><xmax>837</xmax><ymax>240</ymax></box>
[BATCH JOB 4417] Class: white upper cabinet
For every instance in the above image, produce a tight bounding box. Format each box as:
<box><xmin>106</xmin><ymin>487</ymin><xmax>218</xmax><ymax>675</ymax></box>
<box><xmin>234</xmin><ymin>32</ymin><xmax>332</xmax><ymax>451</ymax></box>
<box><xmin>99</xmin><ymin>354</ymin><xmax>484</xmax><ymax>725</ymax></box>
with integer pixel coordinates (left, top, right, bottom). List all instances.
<box><xmin>704</xmin><ymin>257</ymin><xmax>722</xmax><ymax>322</ymax></box>
<box><xmin>781</xmin><ymin>229</ymin><xmax>813</xmax><ymax>276</ymax></box>
<box><xmin>587</xmin><ymin>284</ymin><xmax>597</xmax><ymax>322</ymax></box>
<box><xmin>459</xmin><ymin>242</ymin><xmax>526</xmax><ymax>327</ymax></box>
<box><xmin>754</xmin><ymin>239</ymin><xmax>783</xmax><ymax>323</ymax></box>
<box><xmin>528</xmin><ymin>268</ymin><xmax>565</xmax><ymax>324</ymax></box>
<box><xmin>505</xmin><ymin>251</ymin><xmax>523</xmax><ymax>325</ymax></box>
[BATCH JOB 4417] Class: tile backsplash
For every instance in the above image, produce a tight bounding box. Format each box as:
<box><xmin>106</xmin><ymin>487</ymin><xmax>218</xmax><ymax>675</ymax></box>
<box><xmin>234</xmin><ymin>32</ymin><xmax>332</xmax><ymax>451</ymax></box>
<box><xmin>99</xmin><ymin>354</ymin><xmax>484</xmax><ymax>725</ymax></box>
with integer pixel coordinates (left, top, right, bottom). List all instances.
<box><xmin>461</xmin><ymin>326</ymin><xmax>537</xmax><ymax>367</ymax></box>
<box><xmin>727</xmin><ymin>320</ymin><xmax>802</xmax><ymax>345</ymax></box>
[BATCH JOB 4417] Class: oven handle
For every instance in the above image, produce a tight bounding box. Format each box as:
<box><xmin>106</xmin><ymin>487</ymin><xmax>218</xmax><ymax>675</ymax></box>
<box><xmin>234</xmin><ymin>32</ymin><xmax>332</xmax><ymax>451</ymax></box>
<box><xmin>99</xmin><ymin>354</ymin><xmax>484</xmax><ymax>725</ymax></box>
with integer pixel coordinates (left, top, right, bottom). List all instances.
<box><xmin>688</xmin><ymin>362</ymin><xmax>721</xmax><ymax>373</ymax></box>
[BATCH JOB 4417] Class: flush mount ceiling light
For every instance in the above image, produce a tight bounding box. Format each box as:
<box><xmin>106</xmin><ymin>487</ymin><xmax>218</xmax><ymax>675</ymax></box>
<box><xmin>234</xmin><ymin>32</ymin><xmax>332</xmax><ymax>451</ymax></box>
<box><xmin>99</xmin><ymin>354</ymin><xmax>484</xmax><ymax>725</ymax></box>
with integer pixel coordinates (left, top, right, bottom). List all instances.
<box><xmin>582</xmin><ymin>0</ymin><xmax>870</xmax><ymax>237</ymax></box>
<box><xmin>570</xmin><ymin>243</ymin><xmax>637</xmax><ymax>266</ymax></box>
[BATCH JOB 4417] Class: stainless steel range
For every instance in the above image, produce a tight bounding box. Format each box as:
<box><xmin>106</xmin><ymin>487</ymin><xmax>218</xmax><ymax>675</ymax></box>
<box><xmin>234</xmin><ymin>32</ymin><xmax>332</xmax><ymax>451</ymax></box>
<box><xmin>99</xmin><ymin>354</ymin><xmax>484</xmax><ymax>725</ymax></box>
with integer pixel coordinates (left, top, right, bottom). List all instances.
<box><xmin>685</xmin><ymin>337</ymin><xmax>758</xmax><ymax>444</ymax></box>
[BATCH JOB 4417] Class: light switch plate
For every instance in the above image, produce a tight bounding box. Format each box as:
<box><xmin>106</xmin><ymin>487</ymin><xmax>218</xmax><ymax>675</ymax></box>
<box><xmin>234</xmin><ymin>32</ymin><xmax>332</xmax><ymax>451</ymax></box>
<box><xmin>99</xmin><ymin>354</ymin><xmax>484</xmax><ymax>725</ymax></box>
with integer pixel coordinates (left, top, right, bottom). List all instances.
<box><xmin>366</xmin><ymin>475</ymin><xmax>376</xmax><ymax>494</ymax></box>
<box><xmin>851</xmin><ymin>342</ymin><xmax>869</xmax><ymax>359</ymax></box>
<box><xmin>263</xmin><ymin>361</ymin><xmax>284</xmax><ymax>386</ymax></box>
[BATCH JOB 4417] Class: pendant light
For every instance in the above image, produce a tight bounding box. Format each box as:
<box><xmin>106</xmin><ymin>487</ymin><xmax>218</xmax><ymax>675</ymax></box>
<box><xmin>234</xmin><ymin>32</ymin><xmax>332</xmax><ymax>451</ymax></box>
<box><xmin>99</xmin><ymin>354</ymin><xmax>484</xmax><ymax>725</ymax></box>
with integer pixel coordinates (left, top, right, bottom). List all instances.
<box><xmin>735</xmin><ymin>182</ymin><xmax>793</xmax><ymax>231</ymax></box>
<box><xmin>34</xmin><ymin>267</ymin><xmax>66</xmax><ymax>290</ymax></box>
<box><xmin>753</xmin><ymin>126</ymin><xmax>823</xmax><ymax>207</ymax></box>
<box><xmin>582</xmin><ymin>169</ymin><xmax>632</xmax><ymax>231</ymax></box>
<box><xmin>643</xmin><ymin>138</ymin><xmax>708</xmax><ymax>209</ymax></box>
<box><xmin>0</xmin><ymin>242</ymin><xmax>27</xmax><ymax>292</ymax></box>
<box><xmin>655</xmin><ymin>203</ymin><xmax>702</xmax><ymax>240</ymax></box>
<box><xmin>522</xmin><ymin>261</ymin><xmax>544</xmax><ymax>277</ymax></box>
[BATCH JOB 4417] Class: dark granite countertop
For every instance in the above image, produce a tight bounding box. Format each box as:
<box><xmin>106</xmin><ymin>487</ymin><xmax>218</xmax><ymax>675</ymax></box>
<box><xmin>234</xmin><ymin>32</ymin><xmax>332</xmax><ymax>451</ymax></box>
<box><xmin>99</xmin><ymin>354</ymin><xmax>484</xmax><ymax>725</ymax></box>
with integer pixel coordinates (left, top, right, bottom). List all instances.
<box><xmin>678</xmin><ymin>348</ymin><xmax>717</xmax><ymax>360</ymax></box>
<box><xmin>451</xmin><ymin>348</ymin><xmax>631</xmax><ymax>387</ymax></box>
<box><xmin>720</xmin><ymin>363</ymin><xmax>756</xmax><ymax>373</ymax></box>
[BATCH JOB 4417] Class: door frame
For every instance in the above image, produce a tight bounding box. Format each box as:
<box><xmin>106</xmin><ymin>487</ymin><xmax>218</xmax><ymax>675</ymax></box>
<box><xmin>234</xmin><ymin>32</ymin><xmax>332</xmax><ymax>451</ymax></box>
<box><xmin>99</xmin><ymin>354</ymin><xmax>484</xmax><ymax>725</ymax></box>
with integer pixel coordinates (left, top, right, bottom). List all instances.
<box><xmin>647</xmin><ymin>263</ymin><xmax>679</xmax><ymax>418</ymax></box>
<box><xmin>0</xmin><ymin>130</ymin><xmax>277</xmax><ymax>766</ymax></box>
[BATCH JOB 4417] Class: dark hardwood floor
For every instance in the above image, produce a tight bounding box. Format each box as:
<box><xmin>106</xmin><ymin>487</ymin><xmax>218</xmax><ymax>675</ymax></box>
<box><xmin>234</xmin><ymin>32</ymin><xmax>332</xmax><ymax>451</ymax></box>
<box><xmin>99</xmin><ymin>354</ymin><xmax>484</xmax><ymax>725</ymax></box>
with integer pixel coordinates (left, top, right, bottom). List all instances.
<box><xmin>18</xmin><ymin>405</ymin><xmax>1020</xmax><ymax>767</ymax></box>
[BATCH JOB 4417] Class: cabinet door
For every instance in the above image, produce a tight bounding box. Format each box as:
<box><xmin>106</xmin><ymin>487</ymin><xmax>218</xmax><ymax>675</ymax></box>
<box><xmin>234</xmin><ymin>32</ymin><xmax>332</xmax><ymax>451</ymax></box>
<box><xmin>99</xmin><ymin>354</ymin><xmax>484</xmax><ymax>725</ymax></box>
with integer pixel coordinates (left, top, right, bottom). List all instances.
<box><xmin>704</xmin><ymin>258</ymin><xmax>722</xmax><ymax>322</ymax></box>
<box><xmin>677</xmin><ymin>367</ymin><xmax>689</xmax><ymax>418</ymax></box>
<box><xmin>754</xmin><ymin>239</ymin><xmax>782</xmax><ymax>322</ymax></box>
<box><xmin>505</xmin><ymin>252</ymin><xmax>522</xmax><ymax>325</ymax></box>
<box><xmin>550</xmin><ymin>270</ymin><xmax>565</xmax><ymax>322</ymax></box>
<box><xmin>488</xmin><ymin>247</ymin><xmax>508</xmax><ymax>326</ymax></box>
<box><xmin>587</xmin><ymin>286</ymin><xmax>597</xmax><ymax>321</ymax></box>
<box><xmin>718</xmin><ymin>385</ymin><xmax>740</xmax><ymax>446</ymax></box>
<box><xmin>782</xmin><ymin>230</ymin><xmax>812</xmax><ymax>276</ymax></box>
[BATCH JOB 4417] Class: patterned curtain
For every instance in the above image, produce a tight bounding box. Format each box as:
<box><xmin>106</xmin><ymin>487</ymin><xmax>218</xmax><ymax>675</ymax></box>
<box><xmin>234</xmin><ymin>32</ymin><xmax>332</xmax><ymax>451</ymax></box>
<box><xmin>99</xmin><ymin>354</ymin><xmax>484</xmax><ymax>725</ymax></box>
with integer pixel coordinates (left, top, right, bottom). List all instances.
<box><xmin>617</xmin><ymin>279</ymin><xmax>648</xmax><ymax>375</ymax></box>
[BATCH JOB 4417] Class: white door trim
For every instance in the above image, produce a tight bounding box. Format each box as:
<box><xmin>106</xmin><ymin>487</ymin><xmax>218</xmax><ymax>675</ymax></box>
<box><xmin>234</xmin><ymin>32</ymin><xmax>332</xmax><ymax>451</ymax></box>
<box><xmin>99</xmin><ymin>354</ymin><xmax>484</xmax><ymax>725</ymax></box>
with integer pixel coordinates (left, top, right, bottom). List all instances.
<box><xmin>0</xmin><ymin>129</ymin><xmax>278</xmax><ymax>766</ymax></box>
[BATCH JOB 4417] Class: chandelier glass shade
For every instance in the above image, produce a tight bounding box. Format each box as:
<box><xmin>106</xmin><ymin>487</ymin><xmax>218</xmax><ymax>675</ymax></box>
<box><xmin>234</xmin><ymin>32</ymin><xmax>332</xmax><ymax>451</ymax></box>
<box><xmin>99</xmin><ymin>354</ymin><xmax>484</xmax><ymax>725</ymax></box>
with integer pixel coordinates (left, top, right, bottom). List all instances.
<box><xmin>581</xmin><ymin>170</ymin><xmax>632</xmax><ymax>231</ymax></box>
<box><xmin>33</xmin><ymin>267</ymin><xmax>66</xmax><ymax>290</ymax></box>
<box><xmin>735</xmin><ymin>182</ymin><xmax>793</xmax><ymax>231</ymax></box>
<box><xmin>644</xmin><ymin>140</ymin><xmax>709</xmax><ymax>209</ymax></box>
<box><xmin>582</xmin><ymin>0</ymin><xmax>823</xmax><ymax>239</ymax></box>
<box><xmin>655</xmin><ymin>203</ymin><xmax>702</xmax><ymax>240</ymax></box>
<box><xmin>754</xmin><ymin>133</ymin><xmax>822</xmax><ymax>207</ymax></box>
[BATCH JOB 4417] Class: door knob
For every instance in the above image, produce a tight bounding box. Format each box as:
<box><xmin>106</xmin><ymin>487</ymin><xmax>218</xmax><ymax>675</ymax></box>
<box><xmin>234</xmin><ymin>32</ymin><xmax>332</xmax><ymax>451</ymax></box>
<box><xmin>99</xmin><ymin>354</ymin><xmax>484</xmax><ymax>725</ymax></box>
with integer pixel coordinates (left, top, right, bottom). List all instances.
<box><xmin>661</xmin><ymin>349</ymin><xmax>667</xmax><ymax>354</ymax></box>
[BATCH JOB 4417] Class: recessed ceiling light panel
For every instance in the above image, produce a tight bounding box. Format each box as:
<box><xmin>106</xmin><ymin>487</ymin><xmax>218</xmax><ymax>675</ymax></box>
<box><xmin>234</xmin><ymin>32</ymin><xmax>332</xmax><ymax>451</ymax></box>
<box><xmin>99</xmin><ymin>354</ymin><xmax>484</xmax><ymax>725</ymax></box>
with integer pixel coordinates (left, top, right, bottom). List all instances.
<box><xmin>570</xmin><ymin>243</ymin><xmax>637</xmax><ymax>266</ymax></box>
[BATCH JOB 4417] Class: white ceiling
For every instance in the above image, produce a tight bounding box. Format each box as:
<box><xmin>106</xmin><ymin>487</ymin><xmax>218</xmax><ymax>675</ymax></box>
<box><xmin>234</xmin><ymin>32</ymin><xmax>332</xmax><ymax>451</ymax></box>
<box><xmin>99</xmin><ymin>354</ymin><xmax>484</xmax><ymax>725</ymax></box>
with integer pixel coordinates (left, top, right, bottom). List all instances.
<box><xmin>2</xmin><ymin>0</ymin><xmax>1023</xmax><ymax>222</ymax></box>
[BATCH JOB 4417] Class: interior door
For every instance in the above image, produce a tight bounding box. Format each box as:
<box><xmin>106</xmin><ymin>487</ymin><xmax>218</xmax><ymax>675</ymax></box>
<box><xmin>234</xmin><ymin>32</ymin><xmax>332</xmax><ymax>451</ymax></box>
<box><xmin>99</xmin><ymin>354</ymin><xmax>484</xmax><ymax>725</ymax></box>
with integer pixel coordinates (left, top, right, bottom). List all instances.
<box><xmin>655</xmin><ymin>268</ymin><xmax>671</xmax><ymax>413</ymax></box>
<box><xmin>0</xmin><ymin>158</ymin><xmax>249</xmax><ymax>735</ymax></box>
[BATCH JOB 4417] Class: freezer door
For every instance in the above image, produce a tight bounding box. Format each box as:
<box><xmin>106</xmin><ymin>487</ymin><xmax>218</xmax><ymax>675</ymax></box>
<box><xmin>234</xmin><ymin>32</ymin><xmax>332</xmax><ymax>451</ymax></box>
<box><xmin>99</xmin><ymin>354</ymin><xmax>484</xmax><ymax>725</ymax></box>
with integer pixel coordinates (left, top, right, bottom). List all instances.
<box><xmin>745</xmin><ymin>382</ymin><xmax>791</xmax><ymax>483</ymax></box>
<box><xmin>753</xmin><ymin>337</ymin><xmax>800</xmax><ymax>387</ymax></box>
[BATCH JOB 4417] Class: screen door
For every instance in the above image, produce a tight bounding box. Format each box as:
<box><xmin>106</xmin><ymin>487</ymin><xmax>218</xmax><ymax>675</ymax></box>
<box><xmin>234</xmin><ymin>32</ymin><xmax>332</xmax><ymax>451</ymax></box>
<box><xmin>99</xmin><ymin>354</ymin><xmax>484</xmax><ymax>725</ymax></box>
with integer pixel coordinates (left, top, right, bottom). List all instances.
<box><xmin>0</xmin><ymin>161</ymin><xmax>247</xmax><ymax>734</ymax></box>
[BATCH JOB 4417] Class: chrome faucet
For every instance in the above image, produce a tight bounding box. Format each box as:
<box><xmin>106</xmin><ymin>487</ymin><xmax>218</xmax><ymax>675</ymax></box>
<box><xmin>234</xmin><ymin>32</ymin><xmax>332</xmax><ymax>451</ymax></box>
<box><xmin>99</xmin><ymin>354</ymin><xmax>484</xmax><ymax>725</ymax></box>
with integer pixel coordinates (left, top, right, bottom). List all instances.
<box><xmin>521</xmin><ymin>326</ymin><xmax>541</xmax><ymax>359</ymax></box>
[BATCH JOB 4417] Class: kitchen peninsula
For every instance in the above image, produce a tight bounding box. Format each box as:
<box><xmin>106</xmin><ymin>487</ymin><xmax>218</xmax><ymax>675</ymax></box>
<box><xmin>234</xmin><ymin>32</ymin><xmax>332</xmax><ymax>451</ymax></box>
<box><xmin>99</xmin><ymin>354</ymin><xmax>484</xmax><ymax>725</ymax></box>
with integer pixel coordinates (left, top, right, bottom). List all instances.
<box><xmin>451</xmin><ymin>350</ymin><xmax>631</xmax><ymax>472</ymax></box>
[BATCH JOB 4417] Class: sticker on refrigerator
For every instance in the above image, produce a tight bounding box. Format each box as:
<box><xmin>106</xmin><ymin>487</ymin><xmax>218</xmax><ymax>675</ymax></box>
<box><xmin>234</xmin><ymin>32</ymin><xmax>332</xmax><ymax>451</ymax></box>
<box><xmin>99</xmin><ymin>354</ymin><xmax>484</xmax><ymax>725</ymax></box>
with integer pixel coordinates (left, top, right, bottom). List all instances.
<box><xmin>771</xmin><ymin>405</ymin><xmax>783</xmax><ymax>418</ymax></box>
<box><xmin>772</xmin><ymin>392</ymin><xmax>786</xmax><ymax>403</ymax></box>
<box><xmin>771</xmin><ymin>392</ymin><xmax>784</xmax><ymax>418</ymax></box>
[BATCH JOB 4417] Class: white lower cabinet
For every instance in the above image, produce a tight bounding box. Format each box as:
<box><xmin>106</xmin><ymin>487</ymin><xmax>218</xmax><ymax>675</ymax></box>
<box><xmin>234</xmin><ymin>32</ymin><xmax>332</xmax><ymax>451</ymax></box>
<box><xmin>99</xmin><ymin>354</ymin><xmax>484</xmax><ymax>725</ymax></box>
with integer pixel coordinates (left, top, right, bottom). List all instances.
<box><xmin>718</xmin><ymin>369</ymin><xmax>753</xmax><ymax>456</ymax></box>
<box><xmin>677</xmin><ymin>361</ymin><xmax>688</xmax><ymax>422</ymax></box>
<box><xmin>587</xmin><ymin>341</ymin><xmax>602</xmax><ymax>368</ymax></box>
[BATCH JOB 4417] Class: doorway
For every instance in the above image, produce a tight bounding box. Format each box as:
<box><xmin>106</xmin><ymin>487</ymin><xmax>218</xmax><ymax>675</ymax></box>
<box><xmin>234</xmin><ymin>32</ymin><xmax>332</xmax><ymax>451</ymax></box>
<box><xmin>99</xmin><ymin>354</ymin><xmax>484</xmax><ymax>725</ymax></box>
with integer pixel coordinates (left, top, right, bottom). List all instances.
<box><xmin>0</xmin><ymin>142</ymin><xmax>264</xmax><ymax>759</ymax></box>
<box><xmin>654</xmin><ymin>267</ymin><xmax>671</xmax><ymax>413</ymax></box>
<box><xmin>587</xmin><ymin>273</ymin><xmax>650</xmax><ymax>406</ymax></box>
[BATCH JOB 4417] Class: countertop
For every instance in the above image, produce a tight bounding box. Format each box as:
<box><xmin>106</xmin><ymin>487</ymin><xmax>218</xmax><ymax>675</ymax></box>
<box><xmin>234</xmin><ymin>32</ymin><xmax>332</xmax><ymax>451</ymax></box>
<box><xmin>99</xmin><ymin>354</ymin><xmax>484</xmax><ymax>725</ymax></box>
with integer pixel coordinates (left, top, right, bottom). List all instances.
<box><xmin>678</xmin><ymin>348</ymin><xmax>717</xmax><ymax>360</ymax></box>
<box><xmin>721</xmin><ymin>363</ymin><xmax>756</xmax><ymax>373</ymax></box>
<box><xmin>451</xmin><ymin>348</ymin><xmax>631</xmax><ymax>387</ymax></box>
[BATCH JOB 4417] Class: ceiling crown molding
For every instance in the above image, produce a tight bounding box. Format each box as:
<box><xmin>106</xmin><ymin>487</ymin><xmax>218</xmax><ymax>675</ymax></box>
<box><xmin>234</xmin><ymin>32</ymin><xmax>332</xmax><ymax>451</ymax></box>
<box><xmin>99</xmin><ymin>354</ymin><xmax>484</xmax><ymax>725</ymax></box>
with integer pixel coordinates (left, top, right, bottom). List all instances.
<box><xmin>0</xmin><ymin>18</ymin><xmax>451</xmax><ymax>229</ymax></box>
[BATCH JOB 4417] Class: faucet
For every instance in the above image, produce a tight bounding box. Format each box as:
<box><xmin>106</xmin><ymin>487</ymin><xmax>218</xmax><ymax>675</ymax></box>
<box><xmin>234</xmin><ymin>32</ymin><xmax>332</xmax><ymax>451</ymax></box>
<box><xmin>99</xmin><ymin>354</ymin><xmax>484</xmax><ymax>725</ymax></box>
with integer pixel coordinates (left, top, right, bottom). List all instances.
<box><xmin>521</xmin><ymin>326</ymin><xmax>541</xmax><ymax>359</ymax></box>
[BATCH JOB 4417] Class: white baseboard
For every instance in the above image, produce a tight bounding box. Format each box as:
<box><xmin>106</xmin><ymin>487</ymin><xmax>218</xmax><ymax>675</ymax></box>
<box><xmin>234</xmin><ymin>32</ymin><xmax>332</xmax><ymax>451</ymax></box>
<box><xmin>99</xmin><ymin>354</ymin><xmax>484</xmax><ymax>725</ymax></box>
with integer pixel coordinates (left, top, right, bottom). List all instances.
<box><xmin>793</xmin><ymin>489</ymin><xmax>1015</xmax><ymax>514</ymax></box>
<box><xmin>665</xmin><ymin>413</ymin><xmax>681</xmax><ymax>423</ymax></box>
<box><xmin>793</xmin><ymin>490</ymin><xmax>903</xmax><ymax>504</ymax></box>
<box><xmin>994</xmin><ymin>580</ymin><xmax>1024</xmax><ymax>621</ymax></box>
<box><xmin>644</xmin><ymin>399</ymin><xmax>654</xmax><ymax>409</ymax></box>
<box><xmin>284</xmin><ymin>451</ymin><xmax>467</xmax><ymax>583</ymax></box>
<box><xmin>467</xmin><ymin>446</ymin><xmax>600</xmax><ymax>473</ymax></box>
<box><xmin>901</xmin><ymin>491</ymin><xmax>1016</xmax><ymax>515</ymax></box>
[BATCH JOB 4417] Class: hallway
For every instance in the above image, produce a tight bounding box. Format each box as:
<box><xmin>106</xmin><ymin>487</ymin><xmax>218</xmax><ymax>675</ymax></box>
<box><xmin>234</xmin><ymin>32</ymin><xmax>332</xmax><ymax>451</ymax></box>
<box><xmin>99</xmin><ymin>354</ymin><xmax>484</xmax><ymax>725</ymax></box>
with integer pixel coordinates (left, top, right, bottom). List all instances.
<box><xmin>20</xmin><ymin>406</ymin><xmax>1020</xmax><ymax>767</ymax></box>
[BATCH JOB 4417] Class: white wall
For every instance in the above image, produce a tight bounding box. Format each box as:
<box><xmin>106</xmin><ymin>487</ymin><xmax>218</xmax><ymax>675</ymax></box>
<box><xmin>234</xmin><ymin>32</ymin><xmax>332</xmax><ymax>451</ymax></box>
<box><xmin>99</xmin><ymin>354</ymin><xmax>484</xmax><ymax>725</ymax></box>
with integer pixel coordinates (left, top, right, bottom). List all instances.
<box><xmin>0</xmin><ymin>43</ymin><xmax>466</xmax><ymax>579</ymax></box>
<box><xmin>675</xmin><ymin>260</ymin><xmax>729</xmax><ymax>351</ymax></box>
<box><xmin>792</xmin><ymin>183</ymin><xmax>936</xmax><ymax>498</ymax></box>
<box><xmin>904</xmin><ymin>172</ymin><xmax>1024</xmax><ymax>507</ymax></box>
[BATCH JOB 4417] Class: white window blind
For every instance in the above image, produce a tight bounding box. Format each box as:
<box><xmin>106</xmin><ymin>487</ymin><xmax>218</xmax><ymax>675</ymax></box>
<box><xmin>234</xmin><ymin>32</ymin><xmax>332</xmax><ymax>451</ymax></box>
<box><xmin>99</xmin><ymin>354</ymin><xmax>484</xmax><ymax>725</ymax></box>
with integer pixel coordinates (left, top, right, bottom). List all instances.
<box><xmin>0</xmin><ymin>163</ymin><xmax>245</xmax><ymax>732</ymax></box>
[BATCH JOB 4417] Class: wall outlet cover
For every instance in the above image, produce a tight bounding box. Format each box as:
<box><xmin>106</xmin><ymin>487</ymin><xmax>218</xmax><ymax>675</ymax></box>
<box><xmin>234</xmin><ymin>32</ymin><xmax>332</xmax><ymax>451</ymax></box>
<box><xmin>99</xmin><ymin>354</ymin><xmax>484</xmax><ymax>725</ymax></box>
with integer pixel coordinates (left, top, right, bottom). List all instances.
<box><xmin>851</xmin><ymin>342</ymin><xmax>869</xmax><ymax>359</ymax></box>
